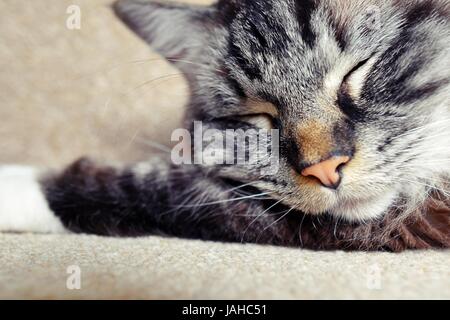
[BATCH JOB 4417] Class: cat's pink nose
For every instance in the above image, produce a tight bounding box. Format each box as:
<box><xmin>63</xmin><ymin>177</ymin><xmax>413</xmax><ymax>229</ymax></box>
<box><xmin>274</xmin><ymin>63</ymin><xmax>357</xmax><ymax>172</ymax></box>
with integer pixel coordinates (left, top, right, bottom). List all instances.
<box><xmin>301</xmin><ymin>156</ymin><xmax>350</xmax><ymax>189</ymax></box>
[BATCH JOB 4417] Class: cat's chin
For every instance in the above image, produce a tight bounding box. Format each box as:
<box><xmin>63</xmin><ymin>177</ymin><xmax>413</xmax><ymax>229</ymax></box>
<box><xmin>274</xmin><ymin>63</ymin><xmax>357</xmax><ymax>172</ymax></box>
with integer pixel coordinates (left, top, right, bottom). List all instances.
<box><xmin>289</xmin><ymin>188</ymin><xmax>397</xmax><ymax>222</ymax></box>
<box><xmin>328</xmin><ymin>191</ymin><xmax>397</xmax><ymax>222</ymax></box>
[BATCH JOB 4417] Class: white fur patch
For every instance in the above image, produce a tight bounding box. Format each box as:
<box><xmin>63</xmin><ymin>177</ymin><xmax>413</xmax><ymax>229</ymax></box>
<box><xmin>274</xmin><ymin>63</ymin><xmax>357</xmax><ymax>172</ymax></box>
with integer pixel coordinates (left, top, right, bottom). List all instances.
<box><xmin>0</xmin><ymin>166</ymin><xmax>67</xmax><ymax>234</ymax></box>
<box><xmin>332</xmin><ymin>191</ymin><xmax>396</xmax><ymax>222</ymax></box>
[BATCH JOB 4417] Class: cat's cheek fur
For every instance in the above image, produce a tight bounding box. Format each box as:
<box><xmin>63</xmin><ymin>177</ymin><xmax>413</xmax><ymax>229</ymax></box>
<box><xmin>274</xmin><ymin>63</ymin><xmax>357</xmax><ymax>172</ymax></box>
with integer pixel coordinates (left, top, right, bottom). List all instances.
<box><xmin>0</xmin><ymin>166</ymin><xmax>67</xmax><ymax>234</ymax></box>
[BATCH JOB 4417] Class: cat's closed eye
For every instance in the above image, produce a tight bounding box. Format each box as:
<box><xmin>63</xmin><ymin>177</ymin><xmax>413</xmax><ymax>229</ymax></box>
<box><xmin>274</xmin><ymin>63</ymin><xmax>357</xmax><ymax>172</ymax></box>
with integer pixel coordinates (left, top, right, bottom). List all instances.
<box><xmin>239</xmin><ymin>113</ymin><xmax>275</xmax><ymax>130</ymax></box>
<box><xmin>239</xmin><ymin>99</ymin><xmax>278</xmax><ymax>129</ymax></box>
<box><xmin>337</xmin><ymin>57</ymin><xmax>375</xmax><ymax>119</ymax></box>
<box><xmin>245</xmin><ymin>99</ymin><xmax>278</xmax><ymax>117</ymax></box>
<box><xmin>340</xmin><ymin>56</ymin><xmax>375</xmax><ymax>100</ymax></box>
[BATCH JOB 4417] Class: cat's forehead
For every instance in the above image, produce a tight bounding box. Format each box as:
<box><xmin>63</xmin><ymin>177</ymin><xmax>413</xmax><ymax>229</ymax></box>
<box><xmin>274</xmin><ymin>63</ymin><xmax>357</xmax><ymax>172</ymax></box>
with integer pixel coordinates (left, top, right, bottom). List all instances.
<box><xmin>216</xmin><ymin>0</ymin><xmax>389</xmax><ymax>98</ymax></box>
<box><xmin>218</xmin><ymin>0</ymin><xmax>376</xmax><ymax>18</ymax></box>
<box><xmin>217</xmin><ymin>1</ymin><xmax>344</xmax><ymax>100</ymax></box>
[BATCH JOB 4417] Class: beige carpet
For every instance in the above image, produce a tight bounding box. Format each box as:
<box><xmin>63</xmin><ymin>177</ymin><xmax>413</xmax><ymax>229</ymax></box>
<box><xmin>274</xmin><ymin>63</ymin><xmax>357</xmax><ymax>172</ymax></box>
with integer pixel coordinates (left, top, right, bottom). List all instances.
<box><xmin>1</xmin><ymin>233</ymin><xmax>449</xmax><ymax>299</ymax></box>
<box><xmin>0</xmin><ymin>0</ymin><xmax>449</xmax><ymax>299</ymax></box>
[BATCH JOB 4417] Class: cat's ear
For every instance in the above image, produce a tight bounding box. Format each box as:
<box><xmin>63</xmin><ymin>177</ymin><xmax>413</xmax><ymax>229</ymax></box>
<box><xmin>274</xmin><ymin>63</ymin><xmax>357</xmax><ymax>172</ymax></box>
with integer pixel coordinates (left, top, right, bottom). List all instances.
<box><xmin>113</xmin><ymin>0</ymin><xmax>215</xmax><ymax>66</ymax></box>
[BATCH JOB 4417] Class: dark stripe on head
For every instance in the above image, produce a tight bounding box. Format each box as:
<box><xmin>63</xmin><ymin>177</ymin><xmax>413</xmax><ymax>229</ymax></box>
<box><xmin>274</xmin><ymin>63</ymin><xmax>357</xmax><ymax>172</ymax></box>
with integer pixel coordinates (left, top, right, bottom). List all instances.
<box><xmin>280</xmin><ymin>136</ymin><xmax>302</xmax><ymax>173</ymax></box>
<box><xmin>247</xmin><ymin>20</ymin><xmax>268</xmax><ymax>48</ymax></box>
<box><xmin>331</xmin><ymin>117</ymin><xmax>356</xmax><ymax>153</ymax></box>
<box><xmin>328</xmin><ymin>11</ymin><xmax>348</xmax><ymax>51</ymax></box>
<box><xmin>228</xmin><ymin>35</ymin><xmax>263</xmax><ymax>81</ymax></box>
<box><xmin>337</xmin><ymin>83</ymin><xmax>365</xmax><ymax>122</ymax></box>
<box><xmin>221</xmin><ymin>66</ymin><xmax>246</xmax><ymax>98</ymax></box>
<box><xmin>377</xmin><ymin>136</ymin><xmax>394</xmax><ymax>153</ymax></box>
<box><xmin>295</xmin><ymin>0</ymin><xmax>318</xmax><ymax>48</ymax></box>
<box><xmin>332</xmin><ymin>22</ymin><xmax>347</xmax><ymax>51</ymax></box>
<box><xmin>404</xmin><ymin>0</ymin><xmax>442</xmax><ymax>23</ymax></box>
<box><xmin>400</xmin><ymin>79</ymin><xmax>449</xmax><ymax>104</ymax></box>
<box><xmin>217</xmin><ymin>0</ymin><xmax>241</xmax><ymax>26</ymax></box>
<box><xmin>362</xmin><ymin>1</ymin><xmax>446</xmax><ymax>105</ymax></box>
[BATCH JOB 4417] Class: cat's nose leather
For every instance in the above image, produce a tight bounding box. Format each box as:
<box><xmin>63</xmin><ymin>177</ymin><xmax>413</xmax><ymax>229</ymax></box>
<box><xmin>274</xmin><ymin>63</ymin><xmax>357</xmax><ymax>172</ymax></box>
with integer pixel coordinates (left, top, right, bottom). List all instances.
<box><xmin>301</xmin><ymin>156</ymin><xmax>350</xmax><ymax>189</ymax></box>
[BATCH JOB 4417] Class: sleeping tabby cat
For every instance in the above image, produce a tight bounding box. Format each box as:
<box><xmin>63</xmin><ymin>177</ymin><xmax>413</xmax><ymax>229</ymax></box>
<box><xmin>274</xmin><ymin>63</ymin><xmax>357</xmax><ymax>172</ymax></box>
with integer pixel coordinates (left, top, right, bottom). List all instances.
<box><xmin>1</xmin><ymin>0</ymin><xmax>449</xmax><ymax>251</ymax></box>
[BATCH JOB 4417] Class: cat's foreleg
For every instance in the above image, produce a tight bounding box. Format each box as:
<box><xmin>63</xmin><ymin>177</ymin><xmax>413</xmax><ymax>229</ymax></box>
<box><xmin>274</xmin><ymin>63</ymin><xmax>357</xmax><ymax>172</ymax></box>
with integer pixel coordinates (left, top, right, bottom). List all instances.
<box><xmin>0</xmin><ymin>158</ymin><xmax>288</xmax><ymax>243</ymax></box>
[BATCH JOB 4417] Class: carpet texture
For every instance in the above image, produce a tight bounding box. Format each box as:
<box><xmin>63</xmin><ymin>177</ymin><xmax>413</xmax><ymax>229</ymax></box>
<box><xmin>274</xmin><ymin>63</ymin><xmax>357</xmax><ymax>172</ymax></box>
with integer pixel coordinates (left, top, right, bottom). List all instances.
<box><xmin>1</xmin><ymin>233</ymin><xmax>449</xmax><ymax>299</ymax></box>
<box><xmin>0</xmin><ymin>0</ymin><xmax>449</xmax><ymax>299</ymax></box>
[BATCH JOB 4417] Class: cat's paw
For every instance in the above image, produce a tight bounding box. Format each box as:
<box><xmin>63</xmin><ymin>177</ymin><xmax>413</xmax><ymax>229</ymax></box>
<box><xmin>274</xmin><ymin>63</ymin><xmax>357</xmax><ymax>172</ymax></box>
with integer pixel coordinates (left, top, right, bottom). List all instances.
<box><xmin>0</xmin><ymin>166</ymin><xmax>66</xmax><ymax>234</ymax></box>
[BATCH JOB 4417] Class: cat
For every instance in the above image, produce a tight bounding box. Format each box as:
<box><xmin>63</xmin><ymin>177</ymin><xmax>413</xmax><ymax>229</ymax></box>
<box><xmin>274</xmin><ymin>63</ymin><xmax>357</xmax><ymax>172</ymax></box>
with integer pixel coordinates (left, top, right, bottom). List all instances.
<box><xmin>0</xmin><ymin>0</ymin><xmax>449</xmax><ymax>251</ymax></box>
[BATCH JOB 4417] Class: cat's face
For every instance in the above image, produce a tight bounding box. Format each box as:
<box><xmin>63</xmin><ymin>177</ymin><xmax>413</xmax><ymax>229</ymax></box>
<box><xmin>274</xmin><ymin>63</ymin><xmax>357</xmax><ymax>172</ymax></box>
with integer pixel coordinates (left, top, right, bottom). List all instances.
<box><xmin>115</xmin><ymin>0</ymin><xmax>450</xmax><ymax>222</ymax></box>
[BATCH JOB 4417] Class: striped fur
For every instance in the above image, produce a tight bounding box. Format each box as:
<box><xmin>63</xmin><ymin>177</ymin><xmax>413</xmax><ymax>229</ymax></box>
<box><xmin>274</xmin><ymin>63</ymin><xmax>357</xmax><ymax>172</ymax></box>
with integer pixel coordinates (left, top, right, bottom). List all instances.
<box><xmin>0</xmin><ymin>0</ymin><xmax>449</xmax><ymax>251</ymax></box>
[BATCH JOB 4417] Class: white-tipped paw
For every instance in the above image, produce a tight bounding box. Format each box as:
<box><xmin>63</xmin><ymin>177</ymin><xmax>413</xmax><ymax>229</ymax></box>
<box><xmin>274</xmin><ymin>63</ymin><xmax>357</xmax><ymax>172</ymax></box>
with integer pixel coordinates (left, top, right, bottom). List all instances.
<box><xmin>0</xmin><ymin>166</ymin><xmax>66</xmax><ymax>234</ymax></box>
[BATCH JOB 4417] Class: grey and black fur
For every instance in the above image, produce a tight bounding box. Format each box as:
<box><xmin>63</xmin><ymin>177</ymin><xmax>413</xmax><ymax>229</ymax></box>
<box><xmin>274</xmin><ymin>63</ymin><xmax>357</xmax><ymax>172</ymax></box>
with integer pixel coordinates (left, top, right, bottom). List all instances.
<box><xmin>1</xmin><ymin>0</ymin><xmax>449</xmax><ymax>251</ymax></box>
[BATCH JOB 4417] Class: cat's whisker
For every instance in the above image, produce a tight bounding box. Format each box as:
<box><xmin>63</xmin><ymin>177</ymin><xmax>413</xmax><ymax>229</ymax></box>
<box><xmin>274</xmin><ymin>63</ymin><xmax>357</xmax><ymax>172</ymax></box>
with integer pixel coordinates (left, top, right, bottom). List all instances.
<box><xmin>71</xmin><ymin>58</ymin><xmax>166</xmax><ymax>81</ymax></box>
<box><xmin>101</xmin><ymin>97</ymin><xmax>113</xmax><ymax>118</ymax></box>
<box><xmin>228</xmin><ymin>181</ymin><xmax>275</xmax><ymax>197</ymax></box>
<box><xmin>395</xmin><ymin>177</ymin><xmax>450</xmax><ymax>197</ymax></box>
<box><xmin>333</xmin><ymin>216</ymin><xmax>342</xmax><ymax>240</ymax></box>
<box><xmin>389</xmin><ymin>134</ymin><xmax>448</xmax><ymax>149</ymax></box>
<box><xmin>223</xmin><ymin>181</ymin><xmax>262</xmax><ymax>193</ymax></box>
<box><xmin>134</xmin><ymin>137</ymin><xmax>172</xmax><ymax>154</ymax></box>
<box><xmin>240</xmin><ymin>197</ymin><xmax>287</xmax><ymax>243</ymax></box>
<box><xmin>407</xmin><ymin>133</ymin><xmax>450</xmax><ymax>143</ymax></box>
<box><xmin>172</xmin><ymin>191</ymin><xmax>275</xmax><ymax>209</ymax></box>
<box><xmin>102</xmin><ymin>73</ymin><xmax>188</xmax><ymax>113</ymax></box>
<box><xmin>222</xmin><ymin>181</ymin><xmax>269</xmax><ymax>197</ymax></box>
<box><xmin>344</xmin><ymin>174</ymin><xmax>450</xmax><ymax>199</ymax></box>
<box><xmin>298</xmin><ymin>213</ymin><xmax>307</xmax><ymax>247</ymax></box>
<box><xmin>125</xmin><ymin>129</ymin><xmax>141</xmax><ymax>148</ymax></box>
<box><xmin>167</xmin><ymin>58</ymin><xmax>227</xmax><ymax>75</ymax></box>
<box><xmin>255</xmin><ymin>207</ymin><xmax>294</xmax><ymax>243</ymax></box>
<box><xmin>394</xmin><ymin>131</ymin><xmax>450</xmax><ymax>145</ymax></box>
<box><xmin>131</xmin><ymin>73</ymin><xmax>185</xmax><ymax>91</ymax></box>
<box><xmin>406</xmin><ymin>147</ymin><xmax>450</xmax><ymax>154</ymax></box>
<box><xmin>128</xmin><ymin>56</ymin><xmax>226</xmax><ymax>75</ymax></box>
<box><xmin>74</xmin><ymin>53</ymin><xmax>215</xmax><ymax>82</ymax></box>
<box><xmin>407</xmin><ymin>176</ymin><xmax>450</xmax><ymax>186</ymax></box>
<box><xmin>131</xmin><ymin>69</ymin><xmax>231</xmax><ymax>92</ymax></box>
<box><xmin>396</xmin><ymin>159</ymin><xmax>450</xmax><ymax>168</ymax></box>
<box><xmin>393</xmin><ymin>118</ymin><xmax>450</xmax><ymax>140</ymax></box>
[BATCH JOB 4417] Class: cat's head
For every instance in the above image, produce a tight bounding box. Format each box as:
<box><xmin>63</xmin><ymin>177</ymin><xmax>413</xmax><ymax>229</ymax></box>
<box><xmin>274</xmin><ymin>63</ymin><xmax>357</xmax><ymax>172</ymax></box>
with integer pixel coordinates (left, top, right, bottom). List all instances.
<box><xmin>114</xmin><ymin>0</ymin><xmax>450</xmax><ymax>222</ymax></box>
